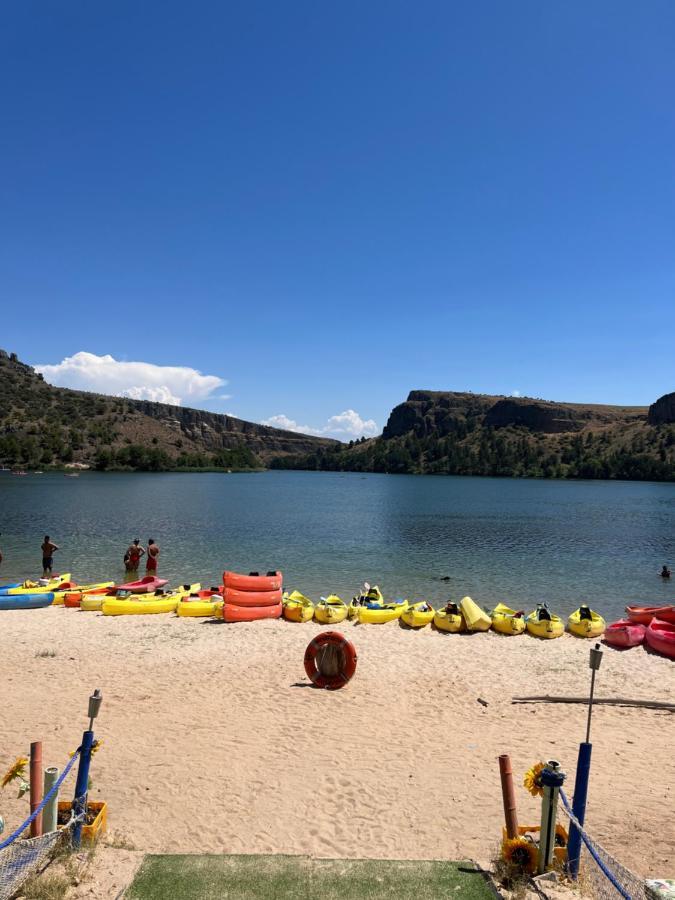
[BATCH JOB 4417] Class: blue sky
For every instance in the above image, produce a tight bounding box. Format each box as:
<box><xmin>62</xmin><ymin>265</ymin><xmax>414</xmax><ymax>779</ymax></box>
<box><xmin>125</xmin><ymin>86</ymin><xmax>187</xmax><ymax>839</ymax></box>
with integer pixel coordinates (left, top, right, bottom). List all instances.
<box><xmin>2</xmin><ymin>1</ymin><xmax>674</xmax><ymax>438</ymax></box>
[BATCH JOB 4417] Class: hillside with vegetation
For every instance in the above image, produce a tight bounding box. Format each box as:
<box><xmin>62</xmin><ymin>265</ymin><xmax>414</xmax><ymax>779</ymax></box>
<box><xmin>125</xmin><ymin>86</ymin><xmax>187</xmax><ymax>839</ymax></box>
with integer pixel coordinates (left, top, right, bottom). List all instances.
<box><xmin>0</xmin><ymin>350</ymin><xmax>336</xmax><ymax>471</ymax></box>
<box><xmin>272</xmin><ymin>390</ymin><xmax>675</xmax><ymax>482</ymax></box>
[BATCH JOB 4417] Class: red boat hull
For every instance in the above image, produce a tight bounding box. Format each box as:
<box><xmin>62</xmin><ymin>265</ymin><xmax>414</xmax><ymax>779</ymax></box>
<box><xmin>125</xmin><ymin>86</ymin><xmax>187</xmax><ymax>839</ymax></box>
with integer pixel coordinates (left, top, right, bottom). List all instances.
<box><xmin>625</xmin><ymin>605</ymin><xmax>675</xmax><ymax>625</ymax></box>
<box><xmin>604</xmin><ymin>620</ymin><xmax>646</xmax><ymax>649</ymax></box>
<box><xmin>222</xmin><ymin>571</ymin><xmax>282</xmax><ymax>592</ymax></box>
<box><xmin>222</xmin><ymin>602</ymin><xmax>282</xmax><ymax>622</ymax></box>
<box><xmin>645</xmin><ymin>619</ymin><xmax>675</xmax><ymax>659</ymax></box>
<box><xmin>114</xmin><ymin>576</ymin><xmax>168</xmax><ymax>594</ymax></box>
<box><xmin>223</xmin><ymin>587</ymin><xmax>282</xmax><ymax>607</ymax></box>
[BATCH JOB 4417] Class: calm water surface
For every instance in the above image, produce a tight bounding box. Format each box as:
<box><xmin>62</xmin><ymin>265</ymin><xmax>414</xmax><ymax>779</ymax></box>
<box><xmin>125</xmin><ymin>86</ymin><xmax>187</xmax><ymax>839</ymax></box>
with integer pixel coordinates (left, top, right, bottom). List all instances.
<box><xmin>1</xmin><ymin>471</ymin><xmax>673</xmax><ymax>620</ymax></box>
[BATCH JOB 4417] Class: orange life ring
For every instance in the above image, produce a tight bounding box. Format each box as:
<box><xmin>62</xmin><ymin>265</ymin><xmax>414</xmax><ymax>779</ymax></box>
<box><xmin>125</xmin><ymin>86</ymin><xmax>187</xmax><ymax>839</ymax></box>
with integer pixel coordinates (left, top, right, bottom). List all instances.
<box><xmin>303</xmin><ymin>631</ymin><xmax>357</xmax><ymax>690</ymax></box>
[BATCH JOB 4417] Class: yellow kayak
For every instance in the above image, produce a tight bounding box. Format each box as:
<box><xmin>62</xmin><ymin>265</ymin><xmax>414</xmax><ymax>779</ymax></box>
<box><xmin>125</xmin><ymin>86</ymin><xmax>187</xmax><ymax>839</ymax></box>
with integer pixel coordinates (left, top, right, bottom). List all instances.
<box><xmin>526</xmin><ymin>605</ymin><xmax>564</xmax><ymax>639</ymax></box>
<box><xmin>491</xmin><ymin>602</ymin><xmax>526</xmax><ymax>635</ymax></box>
<box><xmin>460</xmin><ymin>596</ymin><xmax>492</xmax><ymax>632</ymax></box>
<box><xmin>568</xmin><ymin>605</ymin><xmax>606</xmax><ymax>638</ymax></box>
<box><xmin>6</xmin><ymin>574</ymin><xmax>72</xmax><ymax>595</ymax></box>
<box><xmin>176</xmin><ymin>590</ymin><xmax>223</xmax><ymax>618</ymax></box>
<box><xmin>433</xmin><ymin>602</ymin><xmax>465</xmax><ymax>633</ymax></box>
<box><xmin>314</xmin><ymin>595</ymin><xmax>349</xmax><ymax>624</ymax></box>
<box><xmin>349</xmin><ymin>585</ymin><xmax>384</xmax><ymax>618</ymax></box>
<box><xmin>357</xmin><ymin>598</ymin><xmax>408</xmax><ymax>624</ymax></box>
<box><xmin>52</xmin><ymin>581</ymin><xmax>114</xmax><ymax>606</ymax></box>
<box><xmin>102</xmin><ymin>583</ymin><xmax>201</xmax><ymax>616</ymax></box>
<box><xmin>401</xmin><ymin>600</ymin><xmax>435</xmax><ymax>628</ymax></box>
<box><xmin>282</xmin><ymin>590</ymin><xmax>314</xmax><ymax>622</ymax></box>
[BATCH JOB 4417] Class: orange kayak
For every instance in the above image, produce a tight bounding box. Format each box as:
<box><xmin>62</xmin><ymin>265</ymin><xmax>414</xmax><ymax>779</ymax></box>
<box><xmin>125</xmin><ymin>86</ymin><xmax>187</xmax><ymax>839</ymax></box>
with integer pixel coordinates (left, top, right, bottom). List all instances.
<box><xmin>222</xmin><ymin>601</ymin><xmax>282</xmax><ymax>622</ymax></box>
<box><xmin>626</xmin><ymin>605</ymin><xmax>675</xmax><ymax>625</ymax></box>
<box><xmin>223</xmin><ymin>587</ymin><xmax>282</xmax><ymax>607</ymax></box>
<box><xmin>222</xmin><ymin>571</ymin><xmax>282</xmax><ymax>592</ymax></box>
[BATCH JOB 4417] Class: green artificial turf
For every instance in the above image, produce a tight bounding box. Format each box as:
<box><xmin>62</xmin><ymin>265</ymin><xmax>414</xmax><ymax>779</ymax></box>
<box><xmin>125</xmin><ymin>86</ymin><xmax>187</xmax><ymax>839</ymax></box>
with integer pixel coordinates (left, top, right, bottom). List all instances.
<box><xmin>126</xmin><ymin>854</ymin><xmax>496</xmax><ymax>899</ymax></box>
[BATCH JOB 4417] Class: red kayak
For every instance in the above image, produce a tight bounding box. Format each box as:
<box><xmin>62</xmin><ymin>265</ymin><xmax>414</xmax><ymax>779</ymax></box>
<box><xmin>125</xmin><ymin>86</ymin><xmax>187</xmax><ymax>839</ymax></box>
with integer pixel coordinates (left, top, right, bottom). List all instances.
<box><xmin>223</xmin><ymin>587</ymin><xmax>282</xmax><ymax>607</ymax></box>
<box><xmin>645</xmin><ymin>619</ymin><xmax>675</xmax><ymax>659</ymax></box>
<box><xmin>222</xmin><ymin>601</ymin><xmax>282</xmax><ymax>622</ymax></box>
<box><xmin>604</xmin><ymin>619</ymin><xmax>646</xmax><ymax>649</ymax></box>
<box><xmin>222</xmin><ymin>570</ymin><xmax>282</xmax><ymax>592</ymax></box>
<box><xmin>625</xmin><ymin>605</ymin><xmax>675</xmax><ymax>625</ymax></box>
<box><xmin>114</xmin><ymin>575</ymin><xmax>168</xmax><ymax>594</ymax></box>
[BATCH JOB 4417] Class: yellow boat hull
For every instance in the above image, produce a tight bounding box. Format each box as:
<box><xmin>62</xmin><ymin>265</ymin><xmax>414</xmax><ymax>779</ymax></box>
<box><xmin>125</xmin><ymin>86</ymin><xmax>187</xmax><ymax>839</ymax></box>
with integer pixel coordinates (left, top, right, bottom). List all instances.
<box><xmin>101</xmin><ymin>583</ymin><xmax>201</xmax><ymax>616</ymax></box>
<box><xmin>358</xmin><ymin>600</ymin><xmax>408</xmax><ymax>624</ymax></box>
<box><xmin>491</xmin><ymin>603</ymin><xmax>526</xmax><ymax>635</ymax></box>
<box><xmin>314</xmin><ymin>606</ymin><xmax>348</xmax><ymax>624</ymax></box>
<box><xmin>568</xmin><ymin>608</ymin><xmax>606</xmax><ymax>638</ymax></box>
<box><xmin>7</xmin><ymin>573</ymin><xmax>72</xmax><ymax>595</ymax></box>
<box><xmin>52</xmin><ymin>581</ymin><xmax>114</xmax><ymax>606</ymax></box>
<box><xmin>401</xmin><ymin>601</ymin><xmax>434</xmax><ymax>628</ymax></box>
<box><xmin>433</xmin><ymin>608</ymin><xmax>465</xmax><ymax>633</ymax></box>
<box><xmin>176</xmin><ymin>597</ymin><xmax>223</xmax><ymax>617</ymax></box>
<box><xmin>282</xmin><ymin>591</ymin><xmax>314</xmax><ymax>622</ymax></box>
<box><xmin>526</xmin><ymin>613</ymin><xmax>564</xmax><ymax>639</ymax></box>
<box><xmin>460</xmin><ymin>596</ymin><xmax>492</xmax><ymax>632</ymax></box>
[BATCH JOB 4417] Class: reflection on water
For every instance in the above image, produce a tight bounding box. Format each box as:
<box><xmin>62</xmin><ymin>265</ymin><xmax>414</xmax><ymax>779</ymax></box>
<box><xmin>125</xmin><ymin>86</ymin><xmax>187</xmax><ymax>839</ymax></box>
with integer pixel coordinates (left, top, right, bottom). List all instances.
<box><xmin>0</xmin><ymin>470</ymin><xmax>673</xmax><ymax>618</ymax></box>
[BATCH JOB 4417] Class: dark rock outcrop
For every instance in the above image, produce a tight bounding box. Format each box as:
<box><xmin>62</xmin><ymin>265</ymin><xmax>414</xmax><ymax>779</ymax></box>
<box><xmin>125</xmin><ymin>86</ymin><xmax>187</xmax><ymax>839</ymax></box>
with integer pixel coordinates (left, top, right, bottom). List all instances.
<box><xmin>484</xmin><ymin>399</ymin><xmax>583</xmax><ymax>433</ymax></box>
<box><xmin>383</xmin><ymin>391</ymin><xmax>497</xmax><ymax>439</ymax></box>
<box><xmin>648</xmin><ymin>392</ymin><xmax>675</xmax><ymax>425</ymax></box>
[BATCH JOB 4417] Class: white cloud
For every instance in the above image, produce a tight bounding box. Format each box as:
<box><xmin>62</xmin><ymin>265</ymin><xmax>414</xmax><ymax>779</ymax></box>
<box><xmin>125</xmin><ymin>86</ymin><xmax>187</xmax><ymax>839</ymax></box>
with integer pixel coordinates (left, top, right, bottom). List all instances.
<box><xmin>511</xmin><ymin>390</ymin><xmax>521</xmax><ymax>397</ymax></box>
<box><xmin>261</xmin><ymin>409</ymin><xmax>378</xmax><ymax>440</ymax></box>
<box><xmin>36</xmin><ymin>351</ymin><xmax>226</xmax><ymax>407</ymax></box>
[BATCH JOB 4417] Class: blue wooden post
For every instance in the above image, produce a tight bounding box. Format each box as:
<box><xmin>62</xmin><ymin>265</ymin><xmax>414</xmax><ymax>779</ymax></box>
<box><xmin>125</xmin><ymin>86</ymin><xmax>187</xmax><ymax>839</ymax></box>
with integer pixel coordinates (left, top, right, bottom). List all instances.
<box><xmin>566</xmin><ymin>741</ymin><xmax>592</xmax><ymax>879</ymax></box>
<box><xmin>71</xmin><ymin>729</ymin><xmax>94</xmax><ymax>848</ymax></box>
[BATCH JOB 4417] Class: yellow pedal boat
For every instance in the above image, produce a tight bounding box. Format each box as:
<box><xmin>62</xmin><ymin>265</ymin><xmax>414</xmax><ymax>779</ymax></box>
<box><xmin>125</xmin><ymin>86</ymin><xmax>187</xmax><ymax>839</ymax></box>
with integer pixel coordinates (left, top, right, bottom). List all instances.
<box><xmin>433</xmin><ymin>602</ymin><xmax>465</xmax><ymax>633</ymax></box>
<box><xmin>6</xmin><ymin>573</ymin><xmax>72</xmax><ymax>595</ymax></box>
<box><xmin>568</xmin><ymin>605</ymin><xmax>606</xmax><ymax>638</ymax></box>
<box><xmin>491</xmin><ymin>602</ymin><xmax>526</xmax><ymax>635</ymax></box>
<box><xmin>282</xmin><ymin>590</ymin><xmax>314</xmax><ymax>622</ymax></box>
<box><xmin>102</xmin><ymin>583</ymin><xmax>201</xmax><ymax>616</ymax></box>
<box><xmin>357</xmin><ymin>598</ymin><xmax>408</xmax><ymax>624</ymax></box>
<box><xmin>314</xmin><ymin>595</ymin><xmax>348</xmax><ymax>624</ymax></box>
<box><xmin>526</xmin><ymin>604</ymin><xmax>564</xmax><ymax>639</ymax></box>
<box><xmin>460</xmin><ymin>596</ymin><xmax>492</xmax><ymax>632</ymax></box>
<box><xmin>401</xmin><ymin>600</ymin><xmax>435</xmax><ymax>628</ymax></box>
<box><xmin>176</xmin><ymin>590</ymin><xmax>224</xmax><ymax>618</ymax></box>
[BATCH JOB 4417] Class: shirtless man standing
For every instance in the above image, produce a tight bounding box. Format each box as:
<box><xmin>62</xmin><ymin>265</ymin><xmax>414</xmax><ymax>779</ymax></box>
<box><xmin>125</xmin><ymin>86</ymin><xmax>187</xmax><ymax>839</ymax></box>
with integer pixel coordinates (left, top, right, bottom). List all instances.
<box><xmin>124</xmin><ymin>539</ymin><xmax>145</xmax><ymax>572</ymax></box>
<box><xmin>41</xmin><ymin>535</ymin><xmax>59</xmax><ymax>576</ymax></box>
<box><xmin>146</xmin><ymin>539</ymin><xmax>160</xmax><ymax>573</ymax></box>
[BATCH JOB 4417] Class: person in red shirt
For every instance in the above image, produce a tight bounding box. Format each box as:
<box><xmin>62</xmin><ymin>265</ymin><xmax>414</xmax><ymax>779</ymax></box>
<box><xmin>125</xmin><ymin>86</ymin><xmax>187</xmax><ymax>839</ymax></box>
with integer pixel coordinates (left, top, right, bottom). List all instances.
<box><xmin>146</xmin><ymin>539</ymin><xmax>160</xmax><ymax>573</ymax></box>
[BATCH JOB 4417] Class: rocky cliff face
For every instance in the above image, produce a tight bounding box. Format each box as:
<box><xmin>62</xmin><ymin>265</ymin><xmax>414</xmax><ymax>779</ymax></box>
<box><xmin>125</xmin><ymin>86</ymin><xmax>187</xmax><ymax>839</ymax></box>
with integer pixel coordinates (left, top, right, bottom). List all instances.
<box><xmin>484</xmin><ymin>398</ymin><xmax>584</xmax><ymax>433</ymax></box>
<box><xmin>648</xmin><ymin>392</ymin><xmax>675</xmax><ymax>425</ymax></box>
<box><xmin>382</xmin><ymin>391</ymin><xmax>497</xmax><ymax>438</ymax></box>
<box><xmin>0</xmin><ymin>351</ymin><xmax>337</xmax><ymax>465</ymax></box>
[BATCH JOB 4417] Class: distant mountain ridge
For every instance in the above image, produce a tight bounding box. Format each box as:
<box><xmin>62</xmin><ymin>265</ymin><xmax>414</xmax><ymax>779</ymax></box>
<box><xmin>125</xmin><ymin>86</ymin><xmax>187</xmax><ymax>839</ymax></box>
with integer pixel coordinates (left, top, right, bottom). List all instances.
<box><xmin>0</xmin><ymin>350</ymin><xmax>337</xmax><ymax>470</ymax></box>
<box><xmin>273</xmin><ymin>389</ymin><xmax>675</xmax><ymax>481</ymax></box>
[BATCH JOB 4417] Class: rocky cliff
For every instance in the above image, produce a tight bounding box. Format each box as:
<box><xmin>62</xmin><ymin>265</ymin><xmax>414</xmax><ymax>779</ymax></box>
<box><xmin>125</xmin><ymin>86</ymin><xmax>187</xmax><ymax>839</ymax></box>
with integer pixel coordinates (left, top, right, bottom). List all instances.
<box><xmin>274</xmin><ymin>389</ymin><xmax>675</xmax><ymax>482</ymax></box>
<box><xmin>0</xmin><ymin>351</ymin><xmax>337</xmax><ymax>469</ymax></box>
<box><xmin>648</xmin><ymin>392</ymin><xmax>675</xmax><ymax>425</ymax></box>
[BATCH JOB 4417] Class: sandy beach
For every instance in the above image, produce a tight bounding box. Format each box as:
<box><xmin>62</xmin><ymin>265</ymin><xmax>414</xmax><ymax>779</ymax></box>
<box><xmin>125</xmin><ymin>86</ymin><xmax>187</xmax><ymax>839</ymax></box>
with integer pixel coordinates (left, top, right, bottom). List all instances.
<box><xmin>1</xmin><ymin>607</ymin><xmax>673</xmax><ymax>895</ymax></box>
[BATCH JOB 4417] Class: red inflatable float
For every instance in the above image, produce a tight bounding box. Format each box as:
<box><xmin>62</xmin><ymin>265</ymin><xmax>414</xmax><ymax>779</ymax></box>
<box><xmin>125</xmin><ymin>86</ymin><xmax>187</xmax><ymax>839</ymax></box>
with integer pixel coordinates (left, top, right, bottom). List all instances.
<box><xmin>223</xmin><ymin>571</ymin><xmax>282</xmax><ymax>592</ymax></box>
<box><xmin>222</xmin><ymin>602</ymin><xmax>282</xmax><ymax>622</ymax></box>
<box><xmin>223</xmin><ymin>587</ymin><xmax>282</xmax><ymax>607</ymax></box>
<box><xmin>304</xmin><ymin>631</ymin><xmax>358</xmax><ymax>690</ymax></box>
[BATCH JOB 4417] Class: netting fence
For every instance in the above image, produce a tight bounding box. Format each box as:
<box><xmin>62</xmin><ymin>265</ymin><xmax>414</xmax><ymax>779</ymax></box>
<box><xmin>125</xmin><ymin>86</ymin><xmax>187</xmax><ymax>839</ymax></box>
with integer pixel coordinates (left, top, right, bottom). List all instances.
<box><xmin>558</xmin><ymin>787</ymin><xmax>648</xmax><ymax>900</ymax></box>
<box><xmin>0</xmin><ymin>748</ymin><xmax>83</xmax><ymax>900</ymax></box>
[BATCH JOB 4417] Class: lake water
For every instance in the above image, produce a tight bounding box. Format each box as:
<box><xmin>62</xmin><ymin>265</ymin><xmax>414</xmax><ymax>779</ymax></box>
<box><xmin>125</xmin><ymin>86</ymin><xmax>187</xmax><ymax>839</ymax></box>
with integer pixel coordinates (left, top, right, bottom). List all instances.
<box><xmin>1</xmin><ymin>470</ymin><xmax>673</xmax><ymax>620</ymax></box>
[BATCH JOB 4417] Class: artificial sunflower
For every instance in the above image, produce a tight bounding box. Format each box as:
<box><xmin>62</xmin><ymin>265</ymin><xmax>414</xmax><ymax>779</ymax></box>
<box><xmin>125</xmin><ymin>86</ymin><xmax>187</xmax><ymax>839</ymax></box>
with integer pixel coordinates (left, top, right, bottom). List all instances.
<box><xmin>501</xmin><ymin>836</ymin><xmax>538</xmax><ymax>874</ymax></box>
<box><xmin>1</xmin><ymin>756</ymin><xmax>28</xmax><ymax>789</ymax></box>
<box><xmin>523</xmin><ymin>761</ymin><xmax>546</xmax><ymax>797</ymax></box>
